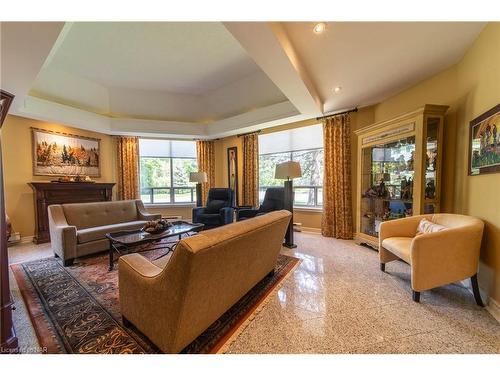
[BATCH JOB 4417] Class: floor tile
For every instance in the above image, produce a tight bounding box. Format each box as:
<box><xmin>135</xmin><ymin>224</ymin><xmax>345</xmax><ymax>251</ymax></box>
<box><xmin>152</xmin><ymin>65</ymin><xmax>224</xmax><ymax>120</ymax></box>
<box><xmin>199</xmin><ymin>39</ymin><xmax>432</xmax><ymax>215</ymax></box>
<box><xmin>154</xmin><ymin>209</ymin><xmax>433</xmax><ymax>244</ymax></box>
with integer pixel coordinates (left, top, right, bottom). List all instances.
<box><xmin>8</xmin><ymin>232</ymin><xmax>500</xmax><ymax>354</ymax></box>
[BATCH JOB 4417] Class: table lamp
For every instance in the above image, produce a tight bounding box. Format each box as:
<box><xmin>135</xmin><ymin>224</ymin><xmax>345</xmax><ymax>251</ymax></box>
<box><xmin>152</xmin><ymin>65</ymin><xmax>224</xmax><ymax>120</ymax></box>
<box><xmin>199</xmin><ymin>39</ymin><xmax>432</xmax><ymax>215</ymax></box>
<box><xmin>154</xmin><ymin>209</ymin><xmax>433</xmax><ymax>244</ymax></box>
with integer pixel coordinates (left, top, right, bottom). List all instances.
<box><xmin>275</xmin><ymin>161</ymin><xmax>302</xmax><ymax>248</ymax></box>
<box><xmin>189</xmin><ymin>171</ymin><xmax>207</xmax><ymax>207</ymax></box>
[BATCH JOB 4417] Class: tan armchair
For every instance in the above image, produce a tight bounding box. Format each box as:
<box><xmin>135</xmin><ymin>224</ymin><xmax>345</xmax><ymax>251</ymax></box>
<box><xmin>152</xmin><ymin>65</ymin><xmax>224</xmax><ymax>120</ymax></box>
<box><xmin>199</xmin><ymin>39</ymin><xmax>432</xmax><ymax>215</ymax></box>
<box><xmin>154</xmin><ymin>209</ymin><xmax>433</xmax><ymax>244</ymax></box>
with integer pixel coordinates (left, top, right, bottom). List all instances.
<box><xmin>379</xmin><ymin>213</ymin><xmax>485</xmax><ymax>304</ymax></box>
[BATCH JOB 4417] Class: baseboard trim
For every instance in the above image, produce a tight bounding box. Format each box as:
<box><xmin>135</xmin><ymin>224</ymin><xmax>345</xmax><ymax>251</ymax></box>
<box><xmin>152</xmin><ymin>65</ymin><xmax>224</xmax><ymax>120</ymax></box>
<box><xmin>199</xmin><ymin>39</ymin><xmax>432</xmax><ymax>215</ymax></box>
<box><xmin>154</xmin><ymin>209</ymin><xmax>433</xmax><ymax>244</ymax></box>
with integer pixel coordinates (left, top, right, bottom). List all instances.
<box><xmin>20</xmin><ymin>236</ymin><xmax>34</xmax><ymax>244</ymax></box>
<box><xmin>486</xmin><ymin>297</ymin><xmax>500</xmax><ymax>323</ymax></box>
<box><xmin>300</xmin><ymin>227</ymin><xmax>321</xmax><ymax>234</ymax></box>
<box><xmin>459</xmin><ymin>279</ymin><xmax>500</xmax><ymax>323</ymax></box>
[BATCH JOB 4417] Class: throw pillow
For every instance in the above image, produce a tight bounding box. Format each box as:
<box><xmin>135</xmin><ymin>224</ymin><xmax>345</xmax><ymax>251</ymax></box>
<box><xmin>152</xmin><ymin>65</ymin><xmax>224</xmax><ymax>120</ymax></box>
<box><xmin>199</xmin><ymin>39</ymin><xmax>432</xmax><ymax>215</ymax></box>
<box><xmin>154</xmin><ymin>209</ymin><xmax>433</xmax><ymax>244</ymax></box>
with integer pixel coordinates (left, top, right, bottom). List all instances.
<box><xmin>416</xmin><ymin>218</ymin><xmax>447</xmax><ymax>235</ymax></box>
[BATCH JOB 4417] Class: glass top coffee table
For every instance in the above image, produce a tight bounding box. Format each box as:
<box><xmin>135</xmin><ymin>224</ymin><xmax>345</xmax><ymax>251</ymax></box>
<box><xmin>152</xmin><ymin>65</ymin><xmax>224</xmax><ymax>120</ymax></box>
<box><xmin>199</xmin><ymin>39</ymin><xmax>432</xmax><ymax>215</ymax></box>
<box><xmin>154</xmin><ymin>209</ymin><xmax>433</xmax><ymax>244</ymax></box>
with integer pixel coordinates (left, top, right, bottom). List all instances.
<box><xmin>106</xmin><ymin>221</ymin><xmax>204</xmax><ymax>271</ymax></box>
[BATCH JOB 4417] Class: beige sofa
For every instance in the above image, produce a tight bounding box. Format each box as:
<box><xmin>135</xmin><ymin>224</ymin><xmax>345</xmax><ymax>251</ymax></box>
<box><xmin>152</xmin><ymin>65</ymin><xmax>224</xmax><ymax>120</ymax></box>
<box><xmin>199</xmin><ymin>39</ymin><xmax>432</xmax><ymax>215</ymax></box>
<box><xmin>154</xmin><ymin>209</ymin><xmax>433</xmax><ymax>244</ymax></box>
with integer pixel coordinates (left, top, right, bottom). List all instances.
<box><xmin>119</xmin><ymin>210</ymin><xmax>292</xmax><ymax>353</ymax></box>
<box><xmin>48</xmin><ymin>200</ymin><xmax>160</xmax><ymax>266</ymax></box>
<box><xmin>379</xmin><ymin>213</ymin><xmax>484</xmax><ymax>304</ymax></box>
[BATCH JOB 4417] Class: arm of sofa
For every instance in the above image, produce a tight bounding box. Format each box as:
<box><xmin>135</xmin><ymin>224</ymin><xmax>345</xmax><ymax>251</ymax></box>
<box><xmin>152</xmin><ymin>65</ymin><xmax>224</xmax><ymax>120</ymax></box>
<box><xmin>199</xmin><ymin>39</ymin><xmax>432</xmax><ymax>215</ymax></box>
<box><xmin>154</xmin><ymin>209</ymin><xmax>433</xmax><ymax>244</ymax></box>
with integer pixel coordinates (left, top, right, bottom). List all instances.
<box><xmin>48</xmin><ymin>205</ymin><xmax>77</xmax><ymax>263</ymax></box>
<box><xmin>119</xmin><ymin>252</ymin><xmax>185</xmax><ymax>353</ymax></box>
<box><xmin>220</xmin><ymin>207</ymin><xmax>234</xmax><ymax>224</ymax></box>
<box><xmin>119</xmin><ymin>253</ymin><xmax>163</xmax><ymax>278</ymax></box>
<box><xmin>410</xmin><ymin>223</ymin><xmax>484</xmax><ymax>292</ymax></box>
<box><xmin>119</xmin><ymin>254</ymin><xmax>162</xmax><ymax>332</ymax></box>
<box><xmin>135</xmin><ymin>200</ymin><xmax>162</xmax><ymax>221</ymax></box>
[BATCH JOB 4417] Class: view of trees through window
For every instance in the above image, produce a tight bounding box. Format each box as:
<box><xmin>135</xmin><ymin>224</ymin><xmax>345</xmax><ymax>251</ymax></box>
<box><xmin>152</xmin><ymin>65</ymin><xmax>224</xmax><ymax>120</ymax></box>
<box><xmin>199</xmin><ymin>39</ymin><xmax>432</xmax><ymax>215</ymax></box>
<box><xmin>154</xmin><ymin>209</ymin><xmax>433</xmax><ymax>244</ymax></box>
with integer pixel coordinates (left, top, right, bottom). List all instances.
<box><xmin>259</xmin><ymin>148</ymin><xmax>324</xmax><ymax>207</ymax></box>
<box><xmin>140</xmin><ymin>157</ymin><xmax>198</xmax><ymax>204</ymax></box>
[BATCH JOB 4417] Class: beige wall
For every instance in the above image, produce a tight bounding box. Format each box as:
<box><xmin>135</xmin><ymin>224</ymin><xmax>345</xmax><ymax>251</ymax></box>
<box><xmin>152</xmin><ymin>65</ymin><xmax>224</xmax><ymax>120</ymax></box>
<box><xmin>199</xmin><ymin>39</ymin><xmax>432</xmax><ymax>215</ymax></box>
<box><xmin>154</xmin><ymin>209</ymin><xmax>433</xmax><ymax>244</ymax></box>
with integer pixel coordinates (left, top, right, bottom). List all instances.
<box><xmin>1</xmin><ymin>115</ymin><xmax>117</xmax><ymax>238</ymax></box>
<box><xmin>146</xmin><ymin>205</ymin><xmax>193</xmax><ymax>222</ymax></box>
<box><xmin>1</xmin><ymin>115</ymin><xmax>198</xmax><ymax>238</ymax></box>
<box><xmin>357</xmin><ymin>23</ymin><xmax>500</xmax><ymax>303</ymax></box>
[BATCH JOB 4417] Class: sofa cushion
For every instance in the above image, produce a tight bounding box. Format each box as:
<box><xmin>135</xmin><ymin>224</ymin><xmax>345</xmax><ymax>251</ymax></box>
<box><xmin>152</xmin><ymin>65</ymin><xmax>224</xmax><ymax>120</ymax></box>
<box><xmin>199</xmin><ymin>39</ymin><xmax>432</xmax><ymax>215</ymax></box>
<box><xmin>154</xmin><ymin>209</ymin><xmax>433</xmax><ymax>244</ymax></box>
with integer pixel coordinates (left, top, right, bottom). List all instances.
<box><xmin>381</xmin><ymin>237</ymin><xmax>413</xmax><ymax>263</ymax></box>
<box><xmin>77</xmin><ymin>220</ymin><xmax>147</xmax><ymax>244</ymax></box>
<box><xmin>63</xmin><ymin>200</ymin><xmax>139</xmax><ymax>229</ymax></box>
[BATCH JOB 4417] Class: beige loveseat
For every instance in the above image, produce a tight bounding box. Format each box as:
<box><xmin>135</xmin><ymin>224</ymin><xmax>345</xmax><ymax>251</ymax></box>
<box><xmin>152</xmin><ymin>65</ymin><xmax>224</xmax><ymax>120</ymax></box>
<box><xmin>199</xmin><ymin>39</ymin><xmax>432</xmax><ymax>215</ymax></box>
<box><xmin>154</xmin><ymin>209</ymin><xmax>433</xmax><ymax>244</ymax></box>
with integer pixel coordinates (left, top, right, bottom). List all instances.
<box><xmin>379</xmin><ymin>213</ymin><xmax>484</xmax><ymax>304</ymax></box>
<box><xmin>119</xmin><ymin>210</ymin><xmax>292</xmax><ymax>353</ymax></box>
<box><xmin>48</xmin><ymin>200</ymin><xmax>160</xmax><ymax>266</ymax></box>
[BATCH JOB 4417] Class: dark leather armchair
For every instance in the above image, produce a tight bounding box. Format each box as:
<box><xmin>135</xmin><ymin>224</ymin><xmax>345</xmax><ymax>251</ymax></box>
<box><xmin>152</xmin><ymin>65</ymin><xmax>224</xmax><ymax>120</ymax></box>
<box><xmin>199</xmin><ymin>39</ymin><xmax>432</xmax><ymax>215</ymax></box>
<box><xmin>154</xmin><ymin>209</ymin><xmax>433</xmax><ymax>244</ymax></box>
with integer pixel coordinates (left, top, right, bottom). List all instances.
<box><xmin>192</xmin><ymin>188</ymin><xmax>234</xmax><ymax>229</ymax></box>
<box><xmin>237</xmin><ymin>187</ymin><xmax>285</xmax><ymax>221</ymax></box>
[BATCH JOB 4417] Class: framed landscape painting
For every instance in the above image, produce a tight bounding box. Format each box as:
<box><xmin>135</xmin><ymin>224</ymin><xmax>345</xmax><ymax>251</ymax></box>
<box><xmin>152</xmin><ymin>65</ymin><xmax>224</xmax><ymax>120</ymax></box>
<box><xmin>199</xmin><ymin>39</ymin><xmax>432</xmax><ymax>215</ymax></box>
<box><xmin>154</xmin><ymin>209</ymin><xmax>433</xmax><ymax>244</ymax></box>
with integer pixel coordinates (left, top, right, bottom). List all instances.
<box><xmin>469</xmin><ymin>104</ymin><xmax>500</xmax><ymax>176</ymax></box>
<box><xmin>32</xmin><ymin>128</ymin><xmax>101</xmax><ymax>177</ymax></box>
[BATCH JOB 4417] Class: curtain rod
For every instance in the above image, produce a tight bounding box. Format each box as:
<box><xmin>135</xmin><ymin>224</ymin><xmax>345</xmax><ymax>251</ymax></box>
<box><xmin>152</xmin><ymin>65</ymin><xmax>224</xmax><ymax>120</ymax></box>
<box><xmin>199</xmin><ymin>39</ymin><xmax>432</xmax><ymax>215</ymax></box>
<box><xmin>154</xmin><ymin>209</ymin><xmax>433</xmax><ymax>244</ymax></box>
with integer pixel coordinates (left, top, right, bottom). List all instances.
<box><xmin>236</xmin><ymin>130</ymin><xmax>262</xmax><ymax>138</ymax></box>
<box><xmin>316</xmin><ymin>107</ymin><xmax>358</xmax><ymax>121</ymax></box>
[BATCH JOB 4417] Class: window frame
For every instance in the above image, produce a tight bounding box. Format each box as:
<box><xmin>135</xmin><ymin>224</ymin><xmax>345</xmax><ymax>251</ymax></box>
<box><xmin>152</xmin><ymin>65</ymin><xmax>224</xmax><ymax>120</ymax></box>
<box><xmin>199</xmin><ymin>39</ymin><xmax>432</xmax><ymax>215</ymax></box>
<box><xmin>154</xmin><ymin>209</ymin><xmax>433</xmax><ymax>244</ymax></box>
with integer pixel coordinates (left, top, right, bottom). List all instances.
<box><xmin>139</xmin><ymin>142</ymin><xmax>198</xmax><ymax>206</ymax></box>
<box><xmin>259</xmin><ymin>146</ymin><xmax>324</xmax><ymax>208</ymax></box>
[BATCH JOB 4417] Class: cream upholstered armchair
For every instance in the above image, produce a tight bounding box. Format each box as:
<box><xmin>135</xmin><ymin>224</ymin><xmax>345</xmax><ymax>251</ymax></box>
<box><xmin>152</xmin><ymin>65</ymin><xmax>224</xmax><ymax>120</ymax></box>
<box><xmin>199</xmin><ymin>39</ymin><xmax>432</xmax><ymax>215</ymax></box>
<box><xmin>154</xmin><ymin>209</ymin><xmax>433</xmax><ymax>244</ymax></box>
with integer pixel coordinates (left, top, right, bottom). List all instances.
<box><xmin>379</xmin><ymin>213</ymin><xmax>485</xmax><ymax>304</ymax></box>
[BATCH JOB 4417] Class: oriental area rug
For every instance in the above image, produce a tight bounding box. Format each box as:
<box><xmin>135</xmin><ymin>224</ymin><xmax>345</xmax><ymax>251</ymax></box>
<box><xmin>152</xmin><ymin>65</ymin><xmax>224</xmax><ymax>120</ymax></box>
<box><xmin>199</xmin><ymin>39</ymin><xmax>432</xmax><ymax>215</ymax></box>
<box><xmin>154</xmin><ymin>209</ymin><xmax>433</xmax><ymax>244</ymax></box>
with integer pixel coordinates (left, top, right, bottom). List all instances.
<box><xmin>11</xmin><ymin>248</ymin><xmax>300</xmax><ymax>354</ymax></box>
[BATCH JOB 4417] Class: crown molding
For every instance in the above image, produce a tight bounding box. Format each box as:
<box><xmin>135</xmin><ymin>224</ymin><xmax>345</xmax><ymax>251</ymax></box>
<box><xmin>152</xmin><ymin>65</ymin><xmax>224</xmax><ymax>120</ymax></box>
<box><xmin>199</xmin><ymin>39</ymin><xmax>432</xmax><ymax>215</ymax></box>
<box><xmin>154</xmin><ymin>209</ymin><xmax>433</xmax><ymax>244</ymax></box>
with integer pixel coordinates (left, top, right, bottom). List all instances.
<box><xmin>13</xmin><ymin>95</ymin><xmax>305</xmax><ymax>139</ymax></box>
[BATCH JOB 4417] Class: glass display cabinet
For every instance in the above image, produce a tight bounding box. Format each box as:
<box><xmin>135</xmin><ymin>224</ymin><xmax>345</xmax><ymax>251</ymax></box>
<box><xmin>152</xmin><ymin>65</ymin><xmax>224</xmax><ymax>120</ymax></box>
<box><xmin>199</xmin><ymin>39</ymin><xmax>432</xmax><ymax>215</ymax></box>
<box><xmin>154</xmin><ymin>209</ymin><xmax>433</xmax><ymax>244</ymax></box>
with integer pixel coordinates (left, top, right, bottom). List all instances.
<box><xmin>354</xmin><ymin>105</ymin><xmax>448</xmax><ymax>249</ymax></box>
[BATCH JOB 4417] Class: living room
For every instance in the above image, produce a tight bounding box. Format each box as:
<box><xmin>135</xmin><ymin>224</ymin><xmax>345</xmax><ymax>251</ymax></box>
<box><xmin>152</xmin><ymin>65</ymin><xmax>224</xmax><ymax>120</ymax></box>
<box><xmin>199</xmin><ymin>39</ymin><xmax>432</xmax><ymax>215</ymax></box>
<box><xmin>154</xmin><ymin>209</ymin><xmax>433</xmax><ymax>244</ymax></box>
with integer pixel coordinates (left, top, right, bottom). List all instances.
<box><xmin>0</xmin><ymin>1</ymin><xmax>499</xmax><ymax>372</ymax></box>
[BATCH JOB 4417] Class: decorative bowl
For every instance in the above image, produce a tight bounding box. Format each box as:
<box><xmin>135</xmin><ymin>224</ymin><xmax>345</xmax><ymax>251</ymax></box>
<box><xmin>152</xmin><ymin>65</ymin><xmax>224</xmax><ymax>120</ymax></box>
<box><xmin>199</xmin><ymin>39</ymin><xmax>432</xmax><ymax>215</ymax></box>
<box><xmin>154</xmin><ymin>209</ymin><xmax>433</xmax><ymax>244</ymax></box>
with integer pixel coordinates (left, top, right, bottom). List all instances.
<box><xmin>141</xmin><ymin>219</ymin><xmax>172</xmax><ymax>234</ymax></box>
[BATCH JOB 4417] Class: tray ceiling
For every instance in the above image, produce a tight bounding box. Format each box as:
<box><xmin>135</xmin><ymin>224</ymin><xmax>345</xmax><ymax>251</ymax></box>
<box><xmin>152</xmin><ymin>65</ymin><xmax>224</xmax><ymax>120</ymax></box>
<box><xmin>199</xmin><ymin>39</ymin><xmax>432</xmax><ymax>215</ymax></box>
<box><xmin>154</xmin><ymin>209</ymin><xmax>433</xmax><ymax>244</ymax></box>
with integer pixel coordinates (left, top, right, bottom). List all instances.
<box><xmin>1</xmin><ymin>21</ymin><xmax>487</xmax><ymax>138</ymax></box>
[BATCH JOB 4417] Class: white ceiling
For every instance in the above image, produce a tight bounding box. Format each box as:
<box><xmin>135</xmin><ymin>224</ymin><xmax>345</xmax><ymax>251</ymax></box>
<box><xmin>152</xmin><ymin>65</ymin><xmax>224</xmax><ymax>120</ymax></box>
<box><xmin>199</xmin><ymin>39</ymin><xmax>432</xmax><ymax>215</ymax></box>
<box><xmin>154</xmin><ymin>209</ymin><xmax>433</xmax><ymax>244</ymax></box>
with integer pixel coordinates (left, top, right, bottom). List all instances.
<box><xmin>2</xmin><ymin>21</ymin><xmax>489</xmax><ymax>138</ymax></box>
<box><xmin>29</xmin><ymin>22</ymin><xmax>289</xmax><ymax>123</ymax></box>
<box><xmin>283</xmin><ymin>22</ymin><xmax>486</xmax><ymax>112</ymax></box>
<box><xmin>49</xmin><ymin>22</ymin><xmax>261</xmax><ymax>94</ymax></box>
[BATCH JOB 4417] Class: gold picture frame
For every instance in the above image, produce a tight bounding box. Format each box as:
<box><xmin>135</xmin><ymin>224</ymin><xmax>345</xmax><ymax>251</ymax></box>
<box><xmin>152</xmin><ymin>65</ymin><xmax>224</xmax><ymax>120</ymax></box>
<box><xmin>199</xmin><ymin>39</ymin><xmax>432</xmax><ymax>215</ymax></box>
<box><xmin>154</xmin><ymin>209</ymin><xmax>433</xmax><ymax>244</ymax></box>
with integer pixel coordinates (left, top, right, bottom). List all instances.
<box><xmin>31</xmin><ymin>128</ymin><xmax>101</xmax><ymax>177</ymax></box>
<box><xmin>0</xmin><ymin>90</ymin><xmax>15</xmax><ymax>127</ymax></box>
<box><xmin>468</xmin><ymin>104</ymin><xmax>500</xmax><ymax>176</ymax></box>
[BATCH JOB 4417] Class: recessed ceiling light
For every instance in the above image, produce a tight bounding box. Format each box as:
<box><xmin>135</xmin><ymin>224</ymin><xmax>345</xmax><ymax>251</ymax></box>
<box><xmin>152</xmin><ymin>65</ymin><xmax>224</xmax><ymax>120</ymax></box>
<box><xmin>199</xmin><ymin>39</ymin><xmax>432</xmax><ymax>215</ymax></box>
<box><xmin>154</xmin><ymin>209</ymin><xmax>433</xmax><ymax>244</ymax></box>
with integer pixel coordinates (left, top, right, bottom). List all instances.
<box><xmin>313</xmin><ymin>23</ymin><xmax>326</xmax><ymax>34</ymax></box>
<box><xmin>333</xmin><ymin>86</ymin><xmax>342</xmax><ymax>93</ymax></box>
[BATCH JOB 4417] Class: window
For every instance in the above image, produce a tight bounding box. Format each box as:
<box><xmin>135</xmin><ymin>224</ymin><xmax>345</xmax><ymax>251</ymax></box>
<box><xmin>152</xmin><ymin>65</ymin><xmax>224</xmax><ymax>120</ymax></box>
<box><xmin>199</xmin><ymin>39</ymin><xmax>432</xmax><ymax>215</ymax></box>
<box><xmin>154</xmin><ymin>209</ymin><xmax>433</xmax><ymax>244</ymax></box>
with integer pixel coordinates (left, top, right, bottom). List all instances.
<box><xmin>258</xmin><ymin>124</ymin><xmax>324</xmax><ymax>207</ymax></box>
<box><xmin>139</xmin><ymin>139</ymin><xmax>197</xmax><ymax>204</ymax></box>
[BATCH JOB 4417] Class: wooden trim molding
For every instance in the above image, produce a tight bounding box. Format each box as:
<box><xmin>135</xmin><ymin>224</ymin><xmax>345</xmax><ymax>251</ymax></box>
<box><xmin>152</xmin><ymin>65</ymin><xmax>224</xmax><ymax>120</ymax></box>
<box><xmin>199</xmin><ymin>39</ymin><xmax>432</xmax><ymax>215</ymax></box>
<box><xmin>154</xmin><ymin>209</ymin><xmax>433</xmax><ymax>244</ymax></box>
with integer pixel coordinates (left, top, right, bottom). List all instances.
<box><xmin>486</xmin><ymin>297</ymin><xmax>500</xmax><ymax>323</ymax></box>
<box><xmin>0</xmin><ymin>89</ymin><xmax>18</xmax><ymax>353</ymax></box>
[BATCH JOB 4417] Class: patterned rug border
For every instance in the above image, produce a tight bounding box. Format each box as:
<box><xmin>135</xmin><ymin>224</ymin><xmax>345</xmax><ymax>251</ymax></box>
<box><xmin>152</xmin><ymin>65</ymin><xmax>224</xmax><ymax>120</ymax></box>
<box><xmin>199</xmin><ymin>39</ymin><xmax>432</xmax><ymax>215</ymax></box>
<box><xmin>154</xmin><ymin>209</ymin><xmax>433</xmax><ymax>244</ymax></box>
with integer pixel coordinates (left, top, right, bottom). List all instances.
<box><xmin>11</xmin><ymin>262</ymin><xmax>63</xmax><ymax>353</ymax></box>
<box><xmin>13</xmin><ymin>258</ymin><xmax>150</xmax><ymax>354</ymax></box>
<box><xmin>11</xmin><ymin>255</ymin><xmax>301</xmax><ymax>354</ymax></box>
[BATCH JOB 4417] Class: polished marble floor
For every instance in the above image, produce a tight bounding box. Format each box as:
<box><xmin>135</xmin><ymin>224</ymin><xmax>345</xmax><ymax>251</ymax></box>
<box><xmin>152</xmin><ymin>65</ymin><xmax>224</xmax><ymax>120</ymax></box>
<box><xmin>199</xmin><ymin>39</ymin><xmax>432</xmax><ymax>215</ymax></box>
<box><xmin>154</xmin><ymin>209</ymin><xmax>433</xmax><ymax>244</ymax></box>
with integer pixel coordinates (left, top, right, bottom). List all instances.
<box><xmin>8</xmin><ymin>233</ymin><xmax>500</xmax><ymax>354</ymax></box>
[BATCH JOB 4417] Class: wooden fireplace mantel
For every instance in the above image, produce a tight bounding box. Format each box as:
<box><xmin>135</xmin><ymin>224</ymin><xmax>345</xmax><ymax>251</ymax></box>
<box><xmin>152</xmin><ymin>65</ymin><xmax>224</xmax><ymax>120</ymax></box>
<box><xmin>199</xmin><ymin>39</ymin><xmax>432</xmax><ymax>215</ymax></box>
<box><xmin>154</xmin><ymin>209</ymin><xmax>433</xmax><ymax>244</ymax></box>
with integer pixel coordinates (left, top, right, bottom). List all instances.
<box><xmin>29</xmin><ymin>182</ymin><xmax>115</xmax><ymax>244</ymax></box>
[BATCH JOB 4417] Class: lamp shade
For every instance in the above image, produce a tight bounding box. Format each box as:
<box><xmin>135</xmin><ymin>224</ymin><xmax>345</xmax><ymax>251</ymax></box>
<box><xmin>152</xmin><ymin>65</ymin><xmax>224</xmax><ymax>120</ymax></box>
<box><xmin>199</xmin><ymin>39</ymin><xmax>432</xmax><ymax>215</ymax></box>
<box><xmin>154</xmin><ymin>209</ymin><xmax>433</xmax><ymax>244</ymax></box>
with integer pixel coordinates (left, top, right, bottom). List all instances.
<box><xmin>275</xmin><ymin>161</ymin><xmax>302</xmax><ymax>180</ymax></box>
<box><xmin>189</xmin><ymin>171</ymin><xmax>207</xmax><ymax>183</ymax></box>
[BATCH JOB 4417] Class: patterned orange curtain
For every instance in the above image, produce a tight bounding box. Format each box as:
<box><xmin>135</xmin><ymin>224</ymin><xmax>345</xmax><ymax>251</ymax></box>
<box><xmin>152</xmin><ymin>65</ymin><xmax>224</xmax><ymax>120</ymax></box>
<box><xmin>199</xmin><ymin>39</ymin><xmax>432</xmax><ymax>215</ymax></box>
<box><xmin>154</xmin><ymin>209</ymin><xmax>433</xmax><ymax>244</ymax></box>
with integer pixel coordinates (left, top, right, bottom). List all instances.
<box><xmin>196</xmin><ymin>140</ymin><xmax>215</xmax><ymax>204</ymax></box>
<box><xmin>242</xmin><ymin>133</ymin><xmax>259</xmax><ymax>207</ymax></box>
<box><xmin>321</xmin><ymin>114</ymin><xmax>353</xmax><ymax>239</ymax></box>
<box><xmin>116</xmin><ymin>136</ymin><xmax>139</xmax><ymax>200</ymax></box>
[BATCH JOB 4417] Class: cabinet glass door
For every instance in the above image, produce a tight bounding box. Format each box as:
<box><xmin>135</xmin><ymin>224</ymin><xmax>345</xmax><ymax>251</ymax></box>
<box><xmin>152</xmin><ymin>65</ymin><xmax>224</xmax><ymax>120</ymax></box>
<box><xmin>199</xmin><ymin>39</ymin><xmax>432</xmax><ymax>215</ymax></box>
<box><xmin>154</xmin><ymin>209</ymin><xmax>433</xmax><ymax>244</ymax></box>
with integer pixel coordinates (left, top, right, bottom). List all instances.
<box><xmin>360</xmin><ymin>136</ymin><xmax>415</xmax><ymax>237</ymax></box>
<box><xmin>423</xmin><ymin>117</ymin><xmax>440</xmax><ymax>213</ymax></box>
